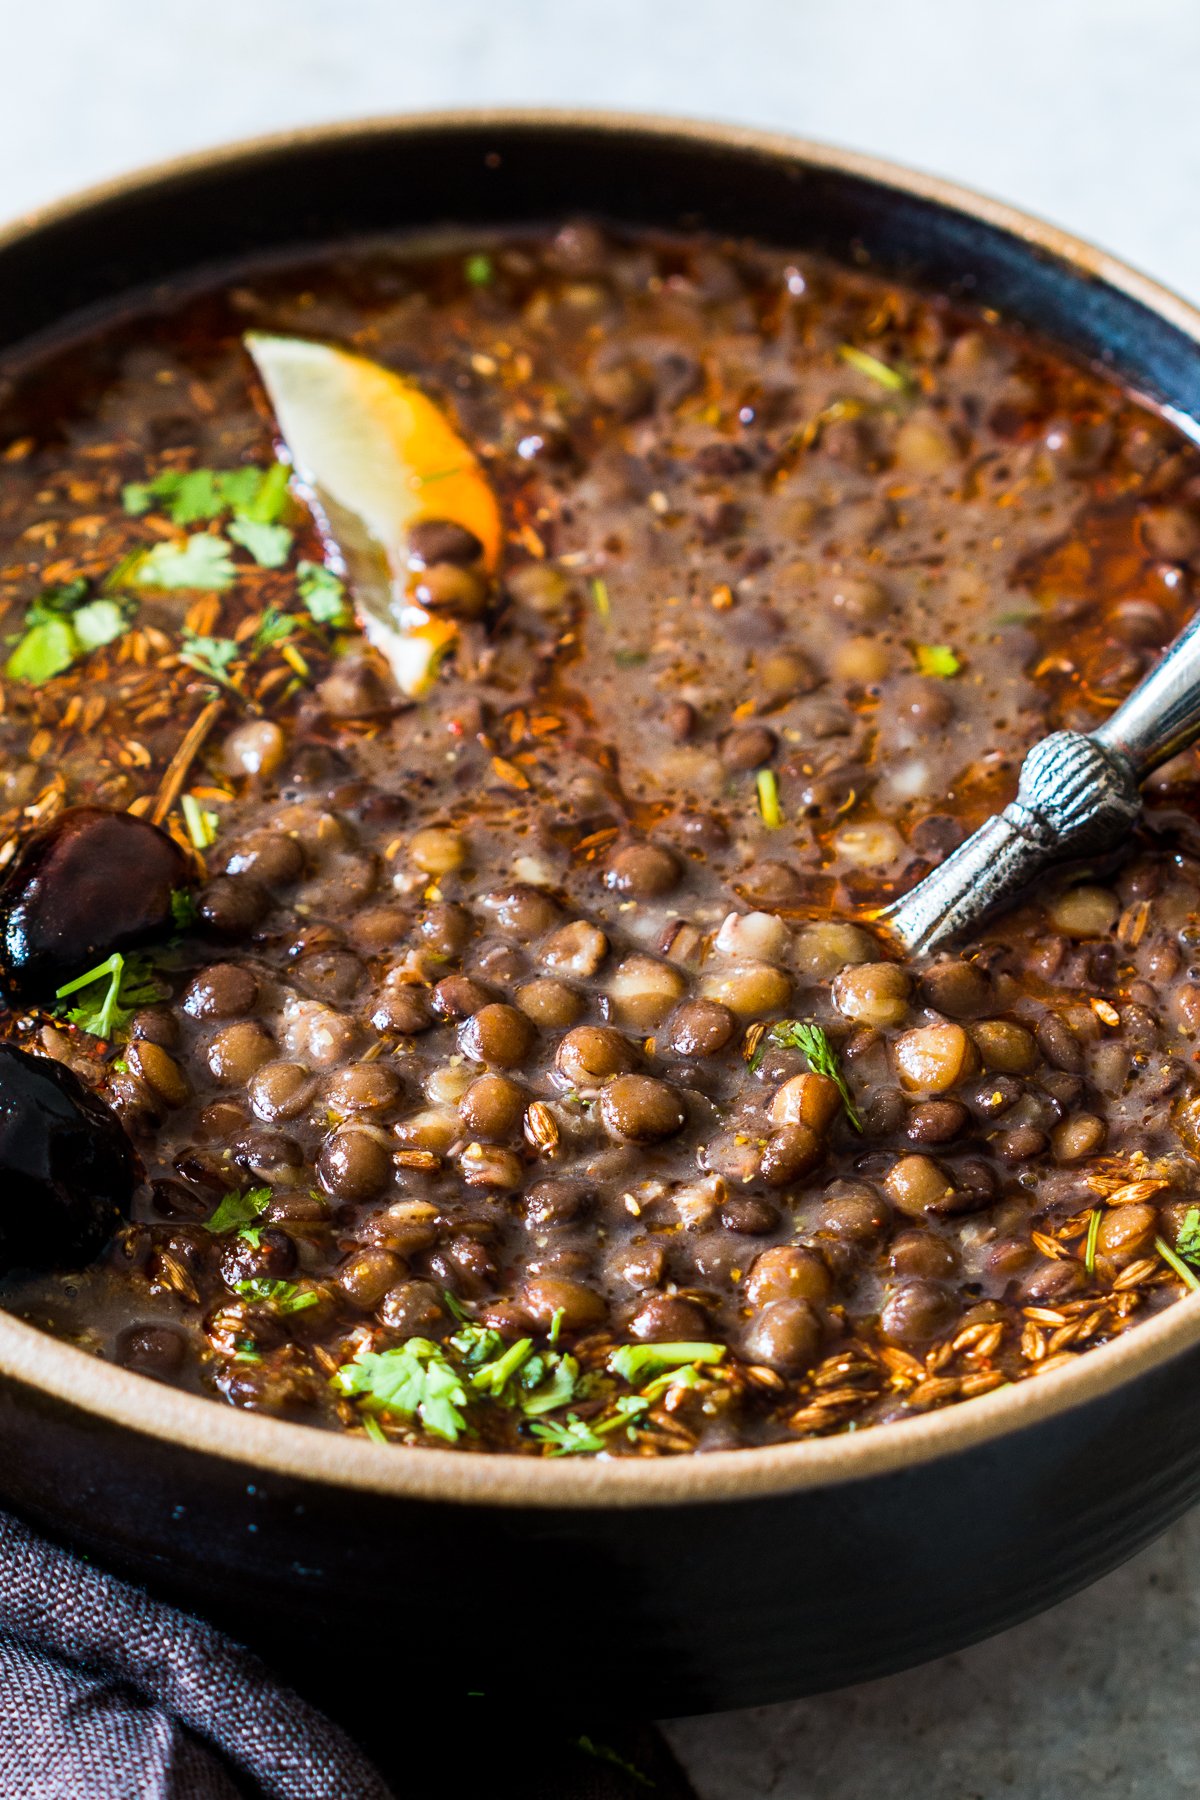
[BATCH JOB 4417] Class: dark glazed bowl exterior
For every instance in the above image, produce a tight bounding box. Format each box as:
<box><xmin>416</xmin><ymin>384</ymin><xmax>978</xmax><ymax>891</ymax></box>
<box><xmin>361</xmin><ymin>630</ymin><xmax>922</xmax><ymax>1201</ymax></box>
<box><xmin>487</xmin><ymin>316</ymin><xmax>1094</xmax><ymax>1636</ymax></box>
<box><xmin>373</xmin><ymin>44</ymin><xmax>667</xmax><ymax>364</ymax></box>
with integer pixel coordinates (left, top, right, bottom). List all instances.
<box><xmin>2</xmin><ymin>112</ymin><xmax>1200</xmax><ymax>1726</ymax></box>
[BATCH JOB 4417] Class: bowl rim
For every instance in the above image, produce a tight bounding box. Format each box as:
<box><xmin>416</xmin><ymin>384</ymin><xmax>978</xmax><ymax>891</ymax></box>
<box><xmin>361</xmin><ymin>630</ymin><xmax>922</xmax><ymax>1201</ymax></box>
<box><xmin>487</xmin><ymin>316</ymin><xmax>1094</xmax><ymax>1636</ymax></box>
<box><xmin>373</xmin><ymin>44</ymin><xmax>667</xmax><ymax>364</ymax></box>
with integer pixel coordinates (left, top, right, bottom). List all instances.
<box><xmin>5</xmin><ymin>104</ymin><xmax>1200</xmax><ymax>1511</ymax></box>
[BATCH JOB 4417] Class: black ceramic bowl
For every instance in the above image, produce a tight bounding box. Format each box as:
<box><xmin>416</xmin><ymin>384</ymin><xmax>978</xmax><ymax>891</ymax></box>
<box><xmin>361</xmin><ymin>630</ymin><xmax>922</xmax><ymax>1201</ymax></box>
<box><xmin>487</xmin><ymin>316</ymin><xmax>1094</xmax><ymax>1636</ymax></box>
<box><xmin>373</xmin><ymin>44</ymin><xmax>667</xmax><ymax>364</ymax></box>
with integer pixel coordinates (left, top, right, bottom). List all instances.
<box><xmin>2</xmin><ymin>111</ymin><xmax>1200</xmax><ymax>1730</ymax></box>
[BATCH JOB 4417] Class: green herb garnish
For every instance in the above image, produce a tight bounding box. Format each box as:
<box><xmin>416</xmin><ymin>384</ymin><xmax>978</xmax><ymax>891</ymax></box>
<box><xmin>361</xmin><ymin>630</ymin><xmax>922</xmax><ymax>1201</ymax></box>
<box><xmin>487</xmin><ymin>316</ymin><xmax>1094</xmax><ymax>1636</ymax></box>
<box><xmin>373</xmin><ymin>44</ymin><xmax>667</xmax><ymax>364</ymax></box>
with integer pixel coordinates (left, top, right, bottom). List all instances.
<box><xmin>297</xmin><ymin>560</ymin><xmax>350</xmax><ymax>625</ymax></box>
<box><xmin>228</xmin><ymin>517</ymin><xmax>293</xmax><ymax>569</ymax></box>
<box><xmin>131</xmin><ymin>535</ymin><xmax>236</xmax><ymax>592</ymax></box>
<box><xmin>233</xmin><ymin>1278</ymin><xmax>318</xmax><ymax>1314</ymax></box>
<box><xmin>1176</xmin><ymin>1206</ymin><xmax>1200</xmax><ymax>1263</ymax></box>
<box><xmin>181</xmin><ymin>793</ymin><xmax>219</xmax><ymax>851</ymax></box>
<box><xmin>332</xmin><ymin>1339</ymin><xmax>469</xmax><ymax>1442</ymax></box>
<box><xmin>590</xmin><ymin>576</ymin><xmax>611</xmax><ymax>623</ymax></box>
<box><xmin>204</xmin><ymin>1186</ymin><xmax>272</xmax><ymax>1236</ymax></box>
<box><xmin>753</xmin><ymin>1020</ymin><xmax>862</xmax><ymax>1131</ymax></box>
<box><xmin>5</xmin><ymin>579</ymin><xmax>129</xmax><ymax>686</ymax></box>
<box><xmin>122</xmin><ymin>463</ymin><xmax>290</xmax><ymax>529</ymax></box>
<box><xmin>1156</xmin><ymin>1236</ymin><xmax>1200</xmax><ymax>1293</ymax></box>
<box><xmin>464</xmin><ymin>252</ymin><xmax>495</xmax><ymax>287</ymax></box>
<box><xmin>170</xmin><ymin>887</ymin><xmax>199</xmax><ymax>931</ymax></box>
<box><xmin>249</xmin><ymin>604</ymin><xmax>298</xmax><ymax>654</ymax></box>
<box><xmin>178</xmin><ymin>630</ymin><xmax>241</xmax><ymax>691</ymax></box>
<box><xmin>838</xmin><ymin>344</ymin><xmax>909</xmax><ymax>391</ymax></box>
<box><xmin>1084</xmin><ymin>1206</ymin><xmax>1102</xmax><ymax>1276</ymax></box>
<box><xmin>529</xmin><ymin>1413</ymin><xmax>608</xmax><ymax>1456</ymax></box>
<box><xmin>756</xmin><ymin>767</ymin><xmax>782</xmax><ymax>829</ymax></box>
<box><xmin>914</xmin><ymin>643</ymin><xmax>961</xmax><ymax>678</ymax></box>
<box><xmin>608</xmin><ymin>1342</ymin><xmax>726</xmax><ymax>1386</ymax></box>
<box><xmin>54</xmin><ymin>951</ymin><xmax>165</xmax><ymax>1041</ymax></box>
<box><xmin>361</xmin><ymin>1414</ymin><xmax>388</xmax><ymax>1446</ymax></box>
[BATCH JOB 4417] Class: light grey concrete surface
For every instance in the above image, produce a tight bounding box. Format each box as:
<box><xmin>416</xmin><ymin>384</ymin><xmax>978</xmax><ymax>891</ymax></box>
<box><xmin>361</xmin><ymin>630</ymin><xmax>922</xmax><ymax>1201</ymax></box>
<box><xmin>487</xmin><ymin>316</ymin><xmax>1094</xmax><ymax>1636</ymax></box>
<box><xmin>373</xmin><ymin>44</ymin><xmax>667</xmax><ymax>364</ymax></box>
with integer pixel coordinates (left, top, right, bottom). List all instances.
<box><xmin>664</xmin><ymin>1509</ymin><xmax>1200</xmax><ymax>1797</ymax></box>
<box><xmin>3</xmin><ymin>4</ymin><xmax>1200</xmax><ymax>1794</ymax></box>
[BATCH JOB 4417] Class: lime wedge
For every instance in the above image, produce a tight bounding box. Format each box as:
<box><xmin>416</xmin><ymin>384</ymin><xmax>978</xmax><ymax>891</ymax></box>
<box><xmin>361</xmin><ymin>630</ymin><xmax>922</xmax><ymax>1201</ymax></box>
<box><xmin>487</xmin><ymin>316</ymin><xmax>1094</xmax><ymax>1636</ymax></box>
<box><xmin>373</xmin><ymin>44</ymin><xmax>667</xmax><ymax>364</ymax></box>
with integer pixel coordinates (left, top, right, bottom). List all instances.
<box><xmin>244</xmin><ymin>333</ymin><xmax>501</xmax><ymax>694</ymax></box>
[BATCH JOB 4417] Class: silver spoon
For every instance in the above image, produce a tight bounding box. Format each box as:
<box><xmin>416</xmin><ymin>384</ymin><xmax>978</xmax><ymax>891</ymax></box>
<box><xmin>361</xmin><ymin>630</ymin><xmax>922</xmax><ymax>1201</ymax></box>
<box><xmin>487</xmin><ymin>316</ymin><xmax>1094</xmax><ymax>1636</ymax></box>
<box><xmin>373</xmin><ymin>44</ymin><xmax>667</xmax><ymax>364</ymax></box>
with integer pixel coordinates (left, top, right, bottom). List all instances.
<box><xmin>879</xmin><ymin>608</ymin><xmax>1200</xmax><ymax>956</ymax></box>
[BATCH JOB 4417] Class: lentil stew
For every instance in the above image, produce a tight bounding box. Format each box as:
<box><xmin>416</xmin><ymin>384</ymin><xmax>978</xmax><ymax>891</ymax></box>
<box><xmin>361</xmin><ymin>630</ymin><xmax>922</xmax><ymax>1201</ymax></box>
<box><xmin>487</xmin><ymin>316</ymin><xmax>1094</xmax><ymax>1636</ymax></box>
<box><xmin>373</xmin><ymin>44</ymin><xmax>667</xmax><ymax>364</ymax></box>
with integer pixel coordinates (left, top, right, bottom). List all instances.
<box><xmin>2</xmin><ymin>220</ymin><xmax>1200</xmax><ymax>1458</ymax></box>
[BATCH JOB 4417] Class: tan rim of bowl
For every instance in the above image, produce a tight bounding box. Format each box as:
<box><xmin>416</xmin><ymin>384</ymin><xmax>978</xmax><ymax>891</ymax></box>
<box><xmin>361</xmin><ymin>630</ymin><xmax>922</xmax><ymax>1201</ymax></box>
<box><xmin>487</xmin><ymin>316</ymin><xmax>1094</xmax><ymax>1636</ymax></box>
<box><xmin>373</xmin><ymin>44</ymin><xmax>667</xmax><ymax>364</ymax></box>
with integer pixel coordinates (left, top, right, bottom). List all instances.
<box><xmin>4</xmin><ymin>108</ymin><xmax>1200</xmax><ymax>1511</ymax></box>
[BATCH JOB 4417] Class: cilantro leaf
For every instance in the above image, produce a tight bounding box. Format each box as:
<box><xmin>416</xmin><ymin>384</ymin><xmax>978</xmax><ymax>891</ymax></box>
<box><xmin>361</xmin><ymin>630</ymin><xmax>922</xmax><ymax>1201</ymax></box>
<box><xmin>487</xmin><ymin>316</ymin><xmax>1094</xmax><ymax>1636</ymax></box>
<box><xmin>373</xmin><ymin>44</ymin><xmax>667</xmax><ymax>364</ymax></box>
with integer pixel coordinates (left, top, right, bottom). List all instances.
<box><xmin>122</xmin><ymin>463</ymin><xmax>291</xmax><ymax>530</ymax></box>
<box><xmin>469</xmin><ymin>1337</ymin><xmax>535</xmax><ymax>1397</ymax></box>
<box><xmin>753</xmin><ymin>1019</ymin><xmax>863</xmax><ymax>1131</ymax></box>
<box><xmin>231</xmin><ymin>461</ymin><xmax>291</xmax><ymax>524</ymax></box>
<box><xmin>123</xmin><ymin>469</ymin><xmax>224</xmax><ymax>524</ymax></box>
<box><xmin>296</xmin><ymin>560</ymin><xmax>350</xmax><ymax>625</ymax></box>
<box><xmin>204</xmin><ymin>1186</ymin><xmax>273</xmax><ymax>1235</ymax></box>
<box><xmin>181</xmin><ymin>793</ymin><xmax>219</xmax><ymax>850</ymax></box>
<box><xmin>72</xmin><ymin>599</ymin><xmax>127</xmax><ymax>653</ymax></box>
<box><xmin>54</xmin><ymin>951</ymin><xmax>165</xmax><ymax>1041</ymax></box>
<box><xmin>464</xmin><ymin>253</ymin><xmax>494</xmax><ymax>287</ymax></box>
<box><xmin>914</xmin><ymin>643</ymin><xmax>961</xmax><ymax>678</ymax></box>
<box><xmin>170</xmin><ymin>887</ymin><xmax>199</xmax><ymax>931</ymax></box>
<box><xmin>249</xmin><ymin>605</ymin><xmax>298</xmax><ymax>654</ymax></box>
<box><xmin>608</xmin><ymin>1342</ymin><xmax>726</xmax><ymax>1386</ymax></box>
<box><xmin>517</xmin><ymin>1352</ymin><xmax>579</xmax><ymax>1416</ymax></box>
<box><xmin>233</xmin><ymin>1278</ymin><xmax>318</xmax><ymax>1314</ymax></box>
<box><xmin>1177</xmin><ymin>1206</ymin><xmax>1200</xmax><ymax>1264</ymax></box>
<box><xmin>6</xmin><ymin>618</ymin><xmax>77</xmax><ymax>685</ymax></box>
<box><xmin>530</xmin><ymin>1413</ymin><xmax>608</xmax><ymax>1456</ymax></box>
<box><xmin>5</xmin><ymin>580</ymin><xmax>130</xmax><ymax>686</ymax></box>
<box><xmin>228</xmin><ymin>518</ymin><xmax>293</xmax><ymax>569</ymax></box>
<box><xmin>179</xmin><ymin>630</ymin><xmax>241</xmax><ymax>691</ymax></box>
<box><xmin>332</xmin><ymin>1339</ymin><xmax>469</xmax><ymax>1442</ymax></box>
<box><xmin>131</xmin><ymin>535</ymin><xmax>236</xmax><ymax>592</ymax></box>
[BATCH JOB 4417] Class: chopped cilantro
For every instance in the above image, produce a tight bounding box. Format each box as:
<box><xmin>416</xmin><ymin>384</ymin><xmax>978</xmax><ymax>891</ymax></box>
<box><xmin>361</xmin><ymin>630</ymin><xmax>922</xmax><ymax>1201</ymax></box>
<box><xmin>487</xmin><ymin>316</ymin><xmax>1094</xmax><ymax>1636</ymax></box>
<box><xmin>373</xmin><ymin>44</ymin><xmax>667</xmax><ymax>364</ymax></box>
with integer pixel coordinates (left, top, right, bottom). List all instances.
<box><xmin>756</xmin><ymin>767</ymin><xmax>782</xmax><ymax>829</ymax></box>
<box><xmin>1156</xmin><ymin>1235</ymin><xmax>1200</xmax><ymax>1293</ymax></box>
<box><xmin>332</xmin><ymin>1339</ymin><xmax>469</xmax><ymax>1442</ymax></box>
<box><xmin>122</xmin><ymin>463</ymin><xmax>290</xmax><ymax>529</ymax></box>
<box><xmin>1177</xmin><ymin>1207</ymin><xmax>1200</xmax><ymax>1264</ymax></box>
<box><xmin>6</xmin><ymin>618</ymin><xmax>77</xmax><ymax>685</ymax></box>
<box><xmin>54</xmin><ymin>951</ymin><xmax>164</xmax><ymax>1041</ymax></box>
<box><xmin>297</xmin><ymin>560</ymin><xmax>350</xmax><ymax>625</ymax></box>
<box><xmin>517</xmin><ymin>1352</ymin><xmax>579</xmax><ymax>1416</ymax></box>
<box><xmin>590</xmin><ymin>576</ymin><xmax>611</xmax><ymax>622</ymax></box>
<box><xmin>914</xmin><ymin>643</ymin><xmax>961</xmax><ymax>678</ymax></box>
<box><xmin>204</xmin><ymin>1186</ymin><xmax>272</xmax><ymax>1235</ymax></box>
<box><xmin>179</xmin><ymin>630</ymin><xmax>241</xmax><ymax>691</ymax></box>
<box><xmin>228</xmin><ymin>517</ymin><xmax>293</xmax><ymax>569</ymax></box>
<box><xmin>608</xmin><ymin>1342</ymin><xmax>726</xmax><ymax>1386</ymax></box>
<box><xmin>1085</xmin><ymin>1206</ymin><xmax>1102</xmax><ymax>1276</ymax></box>
<box><xmin>180</xmin><ymin>793</ymin><xmax>219</xmax><ymax>851</ymax></box>
<box><xmin>131</xmin><ymin>535</ymin><xmax>236</xmax><ymax>592</ymax></box>
<box><xmin>838</xmin><ymin>344</ymin><xmax>909</xmax><ymax>391</ymax></box>
<box><xmin>5</xmin><ymin>579</ymin><xmax>129</xmax><ymax>686</ymax></box>
<box><xmin>233</xmin><ymin>1278</ymin><xmax>318</xmax><ymax>1314</ymax></box>
<box><xmin>170</xmin><ymin>887</ymin><xmax>199</xmax><ymax>931</ymax></box>
<box><xmin>548</xmin><ymin>1307</ymin><xmax>565</xmax><ymax>1347</ymax></box>
<box><xmin>530</xmin><ymin>1413</ymin><xmax>608</xmax><ymax>1456</ymax></box>
<box><xmin>234</xmin><ymin>460</ymin><xmax>290</xmax><ymax>524</ymax></box>
<box><xmin>249</xmin><ymin>604</ymin><xmax>298</xmax><ymax>654</ymax></box>
<box><xmin>73</xmin><ymin>600</ymin><xmax>128</xmax><ymax>653</ymax></box>
<box><xmin>464</xmin><ymin>252</ymin><xmax>494</xmax><ymax>287</ymax></box>
<box><xmin>754</xmin><ymin>1020</ymin><xmax>862</xmax><ymax>1131</ymax></box>
<box><xmin>470</xmin><ymin>1337</ymin><xmax>535</xmax><ymax>1397</ymax></box>
<box><xmin>361</xmin><ymin>1414</ymin><xmax>388</xmax><ymax>1446</ymax></box>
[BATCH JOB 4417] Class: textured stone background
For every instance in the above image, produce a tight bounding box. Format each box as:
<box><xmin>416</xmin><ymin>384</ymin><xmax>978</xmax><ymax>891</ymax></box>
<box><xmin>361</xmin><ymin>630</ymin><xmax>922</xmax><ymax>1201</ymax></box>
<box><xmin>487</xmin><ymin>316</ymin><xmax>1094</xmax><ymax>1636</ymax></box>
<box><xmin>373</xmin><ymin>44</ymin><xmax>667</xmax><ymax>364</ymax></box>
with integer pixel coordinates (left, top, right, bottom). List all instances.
<box><xmin>3</xmin><ymin>4</ymin><xmax>1199</xmax><ymax>1792</ymax></box>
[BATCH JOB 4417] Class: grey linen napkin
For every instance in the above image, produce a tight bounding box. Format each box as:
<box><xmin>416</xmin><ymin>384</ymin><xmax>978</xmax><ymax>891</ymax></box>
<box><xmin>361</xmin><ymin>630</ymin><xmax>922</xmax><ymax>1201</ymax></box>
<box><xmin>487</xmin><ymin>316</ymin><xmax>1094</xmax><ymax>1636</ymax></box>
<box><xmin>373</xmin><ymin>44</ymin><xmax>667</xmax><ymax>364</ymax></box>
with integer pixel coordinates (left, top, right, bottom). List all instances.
<box><xmin>0</xmin><ymin>1511</ymin><xmax>392</xmax><ymax>1800</ymax></box>
<box><xmin>0</xmin><ymin>1510</ymin><xmax>697</xmax><ymax>1800</ymax></box>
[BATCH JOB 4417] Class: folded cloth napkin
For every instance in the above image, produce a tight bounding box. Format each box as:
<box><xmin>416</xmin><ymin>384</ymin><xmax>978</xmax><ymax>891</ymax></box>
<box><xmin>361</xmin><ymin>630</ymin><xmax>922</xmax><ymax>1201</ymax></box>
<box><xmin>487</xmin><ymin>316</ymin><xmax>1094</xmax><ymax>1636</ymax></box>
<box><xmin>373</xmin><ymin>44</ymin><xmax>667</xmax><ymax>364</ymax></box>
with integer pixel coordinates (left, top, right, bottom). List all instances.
<box><xmin>0</xmin><ymin>1510</ymin><xmax>697</xmax><ymax>1800</ymax></box>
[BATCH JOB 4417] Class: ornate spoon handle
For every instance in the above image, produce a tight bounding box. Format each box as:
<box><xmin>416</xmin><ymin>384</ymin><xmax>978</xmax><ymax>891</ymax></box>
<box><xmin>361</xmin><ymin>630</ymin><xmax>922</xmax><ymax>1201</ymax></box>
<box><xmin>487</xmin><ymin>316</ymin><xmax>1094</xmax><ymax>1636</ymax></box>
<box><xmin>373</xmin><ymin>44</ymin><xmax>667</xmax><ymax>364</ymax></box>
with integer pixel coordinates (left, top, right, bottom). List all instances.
<box><xmin>880</xmin><ymin>608</ymin><xmax>1200</xmax><ymax>956</ymax></box>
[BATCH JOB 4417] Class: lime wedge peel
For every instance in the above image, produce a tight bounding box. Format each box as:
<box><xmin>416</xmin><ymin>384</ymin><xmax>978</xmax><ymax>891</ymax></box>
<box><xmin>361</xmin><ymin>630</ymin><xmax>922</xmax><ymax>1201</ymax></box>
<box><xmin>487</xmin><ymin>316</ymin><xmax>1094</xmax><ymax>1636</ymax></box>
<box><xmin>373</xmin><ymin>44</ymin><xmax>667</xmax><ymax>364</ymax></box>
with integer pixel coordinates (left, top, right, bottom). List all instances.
<box><xmin>244</xmin><ymin>333</ymin><xmax>502</xmax><ymax>695</ymax></box>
